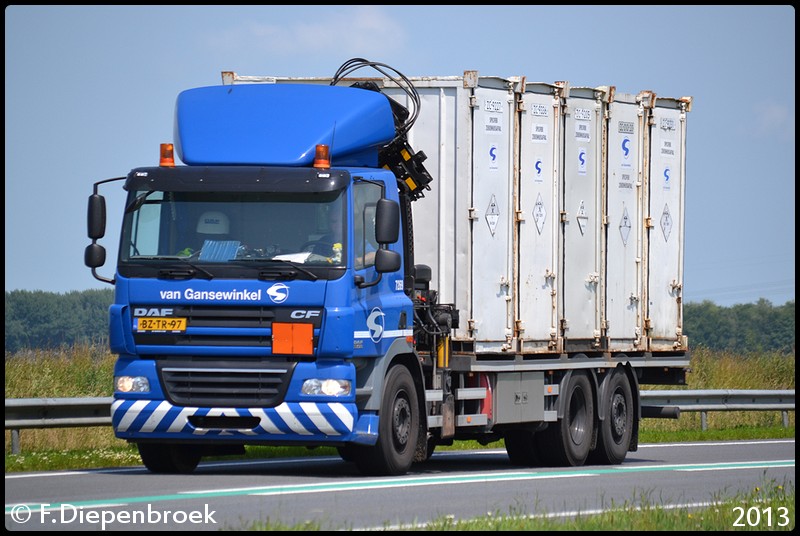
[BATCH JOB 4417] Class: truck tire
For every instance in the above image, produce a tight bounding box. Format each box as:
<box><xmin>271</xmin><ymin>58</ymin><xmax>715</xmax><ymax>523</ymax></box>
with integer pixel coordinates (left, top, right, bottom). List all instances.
<box><xmin>337</xmin><ymin>445</ymin><xmax>357</xmax><ymax>463</ymax></box>
<box><xmin>588</xmin><ymin>369</ymin><xmax>633</xmax><ymax>465</ymax></box>
<box><xmin>425</xmin><ymin>435</ymin><xmax>437</xmax><ymax>461</ymax></box>
<box><xmin>137</xmin><ymin>443</ymin><xmax>201</xmax><ymax>474</ymax></box>
<box><xmin>504</xmin><ymin>429</ymin><xmax>541</xmax><ymax>466</ymax></box>
<box><xmin>536</xmin><ymin>371</ymin><xmax>594</xmax><ymax>466</ymax></box>
<box><xmin>354</xmin><ymin>365</ymin><xmax>419</xmax><ymax>476</ymax></box>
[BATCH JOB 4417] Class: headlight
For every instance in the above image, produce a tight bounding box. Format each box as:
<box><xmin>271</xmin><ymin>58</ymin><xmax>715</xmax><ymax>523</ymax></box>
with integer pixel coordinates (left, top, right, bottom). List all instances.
<box><xmin>301</xmin><ymin>378</ymin><xmax>351</xmax><ymax>396</ymax></box>
<box><xmin>115</xmin><ymin>375</ymin><xmax>150</xmax><ymax>393</ymax></box>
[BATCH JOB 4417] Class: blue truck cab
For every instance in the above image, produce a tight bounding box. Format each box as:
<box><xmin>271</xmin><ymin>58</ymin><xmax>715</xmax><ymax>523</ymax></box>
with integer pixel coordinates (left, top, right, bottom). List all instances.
<box><xmin>86</xmin><ymin>71</ymin><xmax>433</xmax><ymax>475</ymax></box>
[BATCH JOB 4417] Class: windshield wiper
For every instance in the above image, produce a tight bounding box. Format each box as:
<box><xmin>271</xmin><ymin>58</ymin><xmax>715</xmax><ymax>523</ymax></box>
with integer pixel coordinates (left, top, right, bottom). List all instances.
<box><xmin>234</xmin><ymin>259</ymin><xmax>319</xmax><ymax>281</ymax></box>
<box><xmin>130</xmin><ymin>256</ymin><xmax>215</xmax><ymax>280</ymax></box>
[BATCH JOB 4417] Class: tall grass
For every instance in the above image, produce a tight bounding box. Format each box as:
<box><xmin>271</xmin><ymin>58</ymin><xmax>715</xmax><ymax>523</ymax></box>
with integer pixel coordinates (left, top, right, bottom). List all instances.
<box><xmin>5</xmin><ymin>344</ymin><xmax>119</xmax><ymax>453</ymax></box>
<box><xmin>640</xmin><ymin>347</ymin><xmax>795</xmax><ymax>435</ymax></box>
<box><xmin>4</xmin><ymin>346</ymin><xmax>795</xmax><ymax>456</ymax></box>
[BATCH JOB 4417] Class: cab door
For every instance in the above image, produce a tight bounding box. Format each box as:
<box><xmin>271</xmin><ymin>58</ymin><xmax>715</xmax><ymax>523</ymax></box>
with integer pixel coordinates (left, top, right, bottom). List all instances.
<box><xmin>351</xmin><ymin>178</ymin><xmax>412</xmax><ymax>358</ymax></box>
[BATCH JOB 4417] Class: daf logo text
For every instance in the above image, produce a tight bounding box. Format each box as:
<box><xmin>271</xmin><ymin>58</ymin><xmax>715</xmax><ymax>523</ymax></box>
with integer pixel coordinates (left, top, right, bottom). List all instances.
<box><xmin>134</xmin><ymin>308</ymin><xmax>174</xmax><ymax>317</ymax></box>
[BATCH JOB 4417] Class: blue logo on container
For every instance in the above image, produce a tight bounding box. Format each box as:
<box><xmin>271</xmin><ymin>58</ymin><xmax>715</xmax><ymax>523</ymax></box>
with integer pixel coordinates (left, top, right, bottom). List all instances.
<box><xmin>578</xmin><ymin>148</ymin><xmax>587</xmax><ymax>175</ymax></box>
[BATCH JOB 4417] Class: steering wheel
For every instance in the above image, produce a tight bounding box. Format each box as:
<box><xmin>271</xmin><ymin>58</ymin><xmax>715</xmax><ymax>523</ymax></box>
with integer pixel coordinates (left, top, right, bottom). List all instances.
<box><xmin>300</xmin><ymin>240</ymin><xmax>334</xmax><ymax>254</ymax></box>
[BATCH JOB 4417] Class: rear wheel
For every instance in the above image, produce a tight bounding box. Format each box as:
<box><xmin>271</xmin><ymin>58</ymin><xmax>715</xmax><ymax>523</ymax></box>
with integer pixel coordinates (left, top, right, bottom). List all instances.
<box><xmin>504</xmin><ymin>429</ymin><xmax>541</xmax><ymax>466</ymax></box>
<box><xmin>354</xmin><ymin>366</ymin><xmax>419</xmax><ymax>476</ymax></box>
<box><xmin>137</xmin><ymin>443</ymin><xmax>201</xmax><ymax>474</ymax></box>
<box><xmin>536</xmin><ymin>372</ymin><xmax>594</xmax><ymax>466</ymax></box>
<box><xmin>588</xmin><ymin>369</ymin><xmax>633</xmax><ymax>465</ymax></box>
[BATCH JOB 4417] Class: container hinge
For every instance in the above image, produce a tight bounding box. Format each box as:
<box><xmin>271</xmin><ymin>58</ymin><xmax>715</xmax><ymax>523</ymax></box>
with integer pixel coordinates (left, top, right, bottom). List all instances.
<box><xmin>560</xmin><ymin>210</ymin><xmax>568</xmax><ymax>223</ymax></box>
<box><xmin>468</xmin><ymin>319</ymin><xmax>476</xmax><ymax>335</ymax></box>
<box><xmin>468</xmin><ymin>207</ymin><xmax>478</xmax><ymax>220</ymax></box>
<box><xmin>515</xmin><ymin>209</ymin><xmax>525</xmax><ymax>222</ymax></box>
<box><xmin>670</xmin><ymin>280</ymin><xmax>683</xmax><ymax>295</ymax></box>
<box><xmin>644</xmin><ymin>216</ymin><xmax>653</xmax><ymax>229</ymax></box>
<box><xmin>500</xmin><ymin>276</ymin><xmax>511</xmax><ymax>293</ymax></box>
<box><xmin>560</xmin><ymin>317</ymin><xmax>568</xmax><ymax>333</ymax></box>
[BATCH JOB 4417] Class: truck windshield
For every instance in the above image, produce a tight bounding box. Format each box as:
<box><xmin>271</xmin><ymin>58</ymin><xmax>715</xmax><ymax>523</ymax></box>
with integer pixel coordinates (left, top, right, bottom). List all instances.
<box><xmin>119</xmin><ymin>189</ymin><xmax>347</xmax><ymax>275</ymax></box>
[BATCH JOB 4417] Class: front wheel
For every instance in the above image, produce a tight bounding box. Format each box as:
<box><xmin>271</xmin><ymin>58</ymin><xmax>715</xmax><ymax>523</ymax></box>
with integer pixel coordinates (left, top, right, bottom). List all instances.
<box><xmin>336</xmin><ymin>445</ymin><xmax>357</xmax><ymax>463</ymax></box>
<box><xmin>354</xmin><ymin>366</ymin><xmax>419</xmax><ymax>476</ymax></box>
<box><xmin>137</xmin><ymin>443</ymin><xmax>201</xmax><ymax>474</ymax></box>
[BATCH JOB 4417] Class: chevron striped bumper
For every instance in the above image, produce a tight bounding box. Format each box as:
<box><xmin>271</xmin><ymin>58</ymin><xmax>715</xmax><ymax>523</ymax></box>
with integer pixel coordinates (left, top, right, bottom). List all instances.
<box><xmin>111</xmin><ymin>398</ymin><xmax>368</xmax><ymax>443</ymax></box>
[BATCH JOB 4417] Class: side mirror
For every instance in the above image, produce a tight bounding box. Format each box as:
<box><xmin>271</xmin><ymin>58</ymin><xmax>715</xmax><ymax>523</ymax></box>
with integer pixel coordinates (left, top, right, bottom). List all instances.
<box><xmin>374</xmin><ymin>198</ymin><xmax>399</xmax><ymax>244</ymax></box>
<box><xmin>84</xmin><ymin>243</ymin><xmax>106</xmax><ymax>268</ymax></box>
<box><xmin>87</xmin><ymin>194</ymin><xmax>106</xmax><ymax>240</ymax></box>
<box><xmin>374</xmin><ymin>249</ymin><xmax>401</xmax><ymax>273</ymax></box>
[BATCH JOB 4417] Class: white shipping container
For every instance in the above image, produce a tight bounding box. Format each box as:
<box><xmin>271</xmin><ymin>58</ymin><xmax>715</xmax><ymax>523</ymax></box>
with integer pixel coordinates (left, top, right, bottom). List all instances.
<box><xmin>384</xmin><ymin>75</ymin><xmax>519</xmax><ymax>353</ymax></box>
<box><xmin>560</xmin><ymin>86</ymin><xmax>607</xmax><ymax>351</ymax></box>
<box><xmin>604</xmin><ymin>90</ymin><xmax>647</xmax><ymax>352</ymax></box>
<box><xmin>518</xmin><ymin>82</ymin><xmax>565</xmax><ymax>353</ymax></box>
<box><xmin>644</xmin><ymin>95</ymin><xmax>692</xmax><ymax>352</ymax></box>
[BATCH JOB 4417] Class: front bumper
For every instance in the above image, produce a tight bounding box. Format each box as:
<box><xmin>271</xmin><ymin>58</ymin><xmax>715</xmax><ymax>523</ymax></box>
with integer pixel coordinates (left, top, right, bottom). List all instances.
<box><xmin>111</xmin><ymin>398</ymin><xmax>378</xmax><ymax>445</ymax></box>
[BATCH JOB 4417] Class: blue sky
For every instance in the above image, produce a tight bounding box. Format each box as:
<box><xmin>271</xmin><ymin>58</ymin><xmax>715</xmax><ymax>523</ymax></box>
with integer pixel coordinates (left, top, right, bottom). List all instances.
<box><xmin>5</xmin><ymin>5</ymin><xmax>795</xmax><ymax>306</ymax></box>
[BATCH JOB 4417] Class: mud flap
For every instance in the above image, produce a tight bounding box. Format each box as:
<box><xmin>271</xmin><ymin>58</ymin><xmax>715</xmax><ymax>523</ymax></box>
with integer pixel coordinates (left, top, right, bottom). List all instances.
<box><xmin>441</xmin><ymin>393</ymin><xmax>455</xmax><ymax>438</ymax></box>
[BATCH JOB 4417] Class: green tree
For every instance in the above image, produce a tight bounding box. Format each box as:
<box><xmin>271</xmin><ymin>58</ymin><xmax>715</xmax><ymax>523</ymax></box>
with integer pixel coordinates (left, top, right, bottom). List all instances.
<box><xmin>4</xmin><ymin>289</ymin><xmax>113</xmax><ymax>353</ymax></box>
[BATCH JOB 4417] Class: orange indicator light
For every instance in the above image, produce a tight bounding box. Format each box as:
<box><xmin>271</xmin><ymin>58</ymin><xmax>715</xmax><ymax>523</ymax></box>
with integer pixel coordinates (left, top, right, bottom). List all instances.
<box><xmin>159</xmin><ymin>143</ymin><xmax>175</xmax><ymax>167</ymax></box>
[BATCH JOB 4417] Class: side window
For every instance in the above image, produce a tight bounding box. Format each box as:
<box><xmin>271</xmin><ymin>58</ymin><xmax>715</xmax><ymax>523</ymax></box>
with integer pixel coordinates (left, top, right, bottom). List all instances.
<box><xmin>127</xmin><ymin>191</ymin><xmax>163</xmax><ymax>257</ymax></box>
<box><xmin>353</xmin><ymin>182</ymin><xmax>381</xmax><ymax>269</ymax></box>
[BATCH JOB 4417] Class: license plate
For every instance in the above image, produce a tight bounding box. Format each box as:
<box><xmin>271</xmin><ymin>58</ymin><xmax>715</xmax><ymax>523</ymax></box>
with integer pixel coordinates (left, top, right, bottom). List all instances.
<box><xmin>136</xmin><ymin>317</ymin><xmax>187</xmax><ymax>332</ymax></box>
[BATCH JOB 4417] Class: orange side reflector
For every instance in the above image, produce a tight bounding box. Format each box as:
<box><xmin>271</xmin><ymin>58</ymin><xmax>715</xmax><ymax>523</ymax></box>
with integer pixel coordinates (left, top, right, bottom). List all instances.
<box><xmin>272</xmin><ymin>323</ymin><xmax>314</xmax><ymax>355</ymax></box>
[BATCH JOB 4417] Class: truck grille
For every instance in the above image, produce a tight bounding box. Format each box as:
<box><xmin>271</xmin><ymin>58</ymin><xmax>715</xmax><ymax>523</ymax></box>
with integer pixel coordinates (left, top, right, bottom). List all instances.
<box><xmin>158</xmin><ymin>358</ymin><xmax>296</xmax><ymax>407</ymax></box>
<box><xmin>132</xmin><ymin>305</ymin><xmax>321</xmax><ymax>350</ymax></box>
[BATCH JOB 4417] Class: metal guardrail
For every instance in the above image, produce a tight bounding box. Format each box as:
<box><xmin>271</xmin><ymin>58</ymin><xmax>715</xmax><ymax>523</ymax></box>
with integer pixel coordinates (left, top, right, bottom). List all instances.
<box><xmin>5</xmin><ymin>390</ymin><xmax>795</xmax><ymax>454</ymax></box>
<box><xmin>641</xmin><ymin>389</ymin><xmax>795</xmax><ymax>431</ymax></box>
<box><xmin>5</xmin><ymin>397</ymin><xmax>113</xmax><ymax>455</ymax></box>
<box><xmin>5</xmin><ymin>397</ymin><xmax>113</xmax><ymax>429</ymax></box>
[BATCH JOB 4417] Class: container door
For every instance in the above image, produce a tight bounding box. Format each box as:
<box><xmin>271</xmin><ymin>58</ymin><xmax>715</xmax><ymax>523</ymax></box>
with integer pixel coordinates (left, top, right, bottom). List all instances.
<box><xmin>605</xmin><ymin>93</ymin><xmax>645</xmax><ymax>351</ymax></box>
<box><xmin>470</xmin><ymin>83</ymin><xmax>516</xmax><ymax>352</ymax></box>
<box><xmin>645</xmin><ymin>97</ymin><xmax>690</xmax><ymax>351</ymax></box>
<box><xmin>561</xmin><ymin>88</ymin><xmax>606</xmax><ymax>350</ymax></box>
<box><xmin>517</xmin><ymin>83</ymin><xmax>564</xmax><ymax>353</ymax></box>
